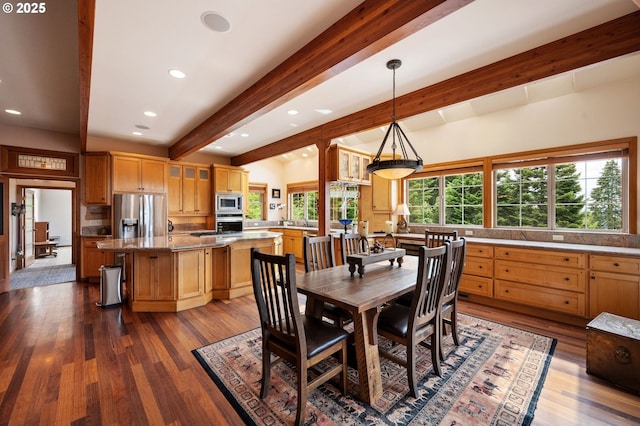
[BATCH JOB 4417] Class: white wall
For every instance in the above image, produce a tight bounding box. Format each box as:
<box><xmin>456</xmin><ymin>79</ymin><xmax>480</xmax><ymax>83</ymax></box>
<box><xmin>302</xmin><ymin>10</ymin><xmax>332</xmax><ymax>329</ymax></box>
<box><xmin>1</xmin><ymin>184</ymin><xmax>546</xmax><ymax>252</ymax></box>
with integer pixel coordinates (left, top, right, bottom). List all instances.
<box><xmin>244</xmin><ymin>156</ymin><xmax>320</xmax><ymax>221</ymax></box>
<box><xmin>37</xmin><ymin>189</ymin><xmax>72</xmax><ymax>246</ymax></box>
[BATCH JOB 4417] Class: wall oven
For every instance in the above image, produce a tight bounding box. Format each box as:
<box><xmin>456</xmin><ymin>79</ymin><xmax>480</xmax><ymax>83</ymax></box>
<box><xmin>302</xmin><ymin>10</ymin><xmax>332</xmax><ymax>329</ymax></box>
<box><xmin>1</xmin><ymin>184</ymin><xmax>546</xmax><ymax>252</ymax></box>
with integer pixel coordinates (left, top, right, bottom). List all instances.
<box><xmin>215</xmin><ymin>213</ymin><xmax>243</xmax><ymax>234</ymax></box>
<box><xmin>216</xmin><ymin>193</ymin><xmax>243</xmax><ymax>213</ymax></box>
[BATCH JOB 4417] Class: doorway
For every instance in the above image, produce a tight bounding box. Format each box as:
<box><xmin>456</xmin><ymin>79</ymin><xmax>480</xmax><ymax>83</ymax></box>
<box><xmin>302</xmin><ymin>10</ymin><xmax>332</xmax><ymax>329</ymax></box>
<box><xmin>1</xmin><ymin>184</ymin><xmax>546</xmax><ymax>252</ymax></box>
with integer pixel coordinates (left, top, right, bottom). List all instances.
<box><xmin>9</xmin><ymin>181</ymin><xmax>77</xmax><ymax>290</ymax></box>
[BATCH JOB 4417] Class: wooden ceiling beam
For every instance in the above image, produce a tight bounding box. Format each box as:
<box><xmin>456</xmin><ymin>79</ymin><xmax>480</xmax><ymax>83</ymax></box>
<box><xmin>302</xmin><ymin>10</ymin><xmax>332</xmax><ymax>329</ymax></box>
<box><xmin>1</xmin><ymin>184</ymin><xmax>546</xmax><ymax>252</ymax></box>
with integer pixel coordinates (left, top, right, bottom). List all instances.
<box><xmin>231</xmin><ymin>11</ymin><xmax>640</xmax><ymax>166</ymax></box>
<box><xmin>168</xmin><ymin>0</ymin><xmax>473</xmax><ymax>160</ymax></box>
<box><xmin>77</xmin><ymin>0</ymin><xmax>95</xmax><ymax>153</ymax></box>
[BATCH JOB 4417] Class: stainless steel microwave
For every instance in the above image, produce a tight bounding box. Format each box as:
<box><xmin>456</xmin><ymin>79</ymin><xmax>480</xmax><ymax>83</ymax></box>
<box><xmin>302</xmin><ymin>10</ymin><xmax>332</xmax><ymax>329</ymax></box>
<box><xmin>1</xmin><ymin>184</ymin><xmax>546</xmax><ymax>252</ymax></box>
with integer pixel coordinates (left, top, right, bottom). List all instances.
<box><xmin>216</xmin><ymin>193</ymin><xmax>243</xmax><ymax>213</ymax></box>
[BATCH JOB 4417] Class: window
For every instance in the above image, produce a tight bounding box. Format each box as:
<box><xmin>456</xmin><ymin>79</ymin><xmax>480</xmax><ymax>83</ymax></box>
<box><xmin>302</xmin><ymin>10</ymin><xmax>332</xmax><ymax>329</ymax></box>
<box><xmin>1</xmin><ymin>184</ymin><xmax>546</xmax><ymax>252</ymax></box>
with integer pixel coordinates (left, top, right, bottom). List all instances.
<box><xmin>287</xmin><ymin>181</ymin><xmax>318</xmax><ymax>221</ymax></box>
<box><xmin>401</xmin><ymin>137</ymin><xmax>635</xmax><ymax>233</ymax></box>
<box><xmin>495</xmin><ymin>158</ymin><xmax>624</xmax><ymax>230</ymax></box>
<box><xmin>330</xmin><ymin>184</ymin><xmax>359</xmax><ymax>221</ymax></box>
<box><xmin>246</xmin><ymin>183</ymin><xmax>267</xmax><ymax>220</ymax></box>
<box><xmin>407</xmin><ymin>171</ymin><xmax>483</xmax><ymax>226</ymax></box>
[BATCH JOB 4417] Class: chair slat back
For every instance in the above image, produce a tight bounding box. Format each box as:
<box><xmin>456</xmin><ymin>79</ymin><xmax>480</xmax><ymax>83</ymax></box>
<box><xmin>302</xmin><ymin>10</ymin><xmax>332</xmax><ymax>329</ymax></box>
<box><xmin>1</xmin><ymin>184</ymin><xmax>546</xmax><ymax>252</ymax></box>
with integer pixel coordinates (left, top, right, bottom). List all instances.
<box><xmin>425</xmin><ymin>229</ymin><xmax>458</xmax><ymax>248</ymax></box>
<box><xmin>441</xmin><ymin>238</ymin><xmax>466</xmax><ymax>305</ymax></box>
<box><xmin>339</xmin><ymin>233</ymin><xmax>364</xmax><ymax>264</ymax></box>
<box><xmin>303</xmin><ymin>235</ymin><xmax>336</xmax><ymax>272</ymax></box>
<box><xmin>412</xmin><ymin>243</ymin><xmax>451</xmax><ymax>330</ymax></box>
<box><xmin>251</xmin><ymin>249</ymin><xmax>304</xmax><ymax>350</ymax></box>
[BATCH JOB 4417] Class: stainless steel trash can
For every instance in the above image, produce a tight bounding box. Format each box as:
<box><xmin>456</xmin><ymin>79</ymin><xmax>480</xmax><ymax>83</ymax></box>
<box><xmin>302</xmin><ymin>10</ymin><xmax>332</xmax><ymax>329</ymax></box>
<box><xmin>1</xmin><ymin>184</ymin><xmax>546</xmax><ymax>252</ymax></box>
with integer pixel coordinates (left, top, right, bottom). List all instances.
<box><xmin>97</xmin><ymin>264</ymin><xmax>122</xmax><ymax>307</ymax></box>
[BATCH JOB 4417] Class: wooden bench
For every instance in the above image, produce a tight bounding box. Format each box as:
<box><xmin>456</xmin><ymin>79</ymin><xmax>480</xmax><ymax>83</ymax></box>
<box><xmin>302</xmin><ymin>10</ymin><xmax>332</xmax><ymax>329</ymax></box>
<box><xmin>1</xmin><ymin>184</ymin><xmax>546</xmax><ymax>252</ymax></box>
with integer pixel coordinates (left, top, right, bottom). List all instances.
<box><xmin>34</xmin><ymin>241</ymin><xmax>57</xmax><ymax>258</ymax></box>
<box><xmin>346</xmin><ymin>248</ymin><xmax>406</xmax><ymax>277</ymax></box>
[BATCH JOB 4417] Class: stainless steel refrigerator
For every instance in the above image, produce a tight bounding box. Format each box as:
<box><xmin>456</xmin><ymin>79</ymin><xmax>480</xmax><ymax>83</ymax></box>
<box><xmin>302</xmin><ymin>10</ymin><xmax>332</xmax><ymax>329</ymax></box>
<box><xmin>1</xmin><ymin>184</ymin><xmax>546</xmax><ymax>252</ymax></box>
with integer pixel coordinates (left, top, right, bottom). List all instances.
<box><xmin>113</xmin><ymin>193</ymin><xmax>167</xmax><ymax>238</ymax></box>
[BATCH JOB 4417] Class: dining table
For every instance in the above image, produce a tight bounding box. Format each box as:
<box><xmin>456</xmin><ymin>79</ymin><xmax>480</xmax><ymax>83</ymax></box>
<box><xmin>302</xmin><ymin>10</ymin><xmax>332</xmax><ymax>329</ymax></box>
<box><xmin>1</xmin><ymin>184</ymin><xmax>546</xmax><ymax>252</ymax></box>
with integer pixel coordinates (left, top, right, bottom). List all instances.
<box><xmin>296</xmin><ymin>255</ymin><xmax>419</xmax><ymax>405</ymax></box>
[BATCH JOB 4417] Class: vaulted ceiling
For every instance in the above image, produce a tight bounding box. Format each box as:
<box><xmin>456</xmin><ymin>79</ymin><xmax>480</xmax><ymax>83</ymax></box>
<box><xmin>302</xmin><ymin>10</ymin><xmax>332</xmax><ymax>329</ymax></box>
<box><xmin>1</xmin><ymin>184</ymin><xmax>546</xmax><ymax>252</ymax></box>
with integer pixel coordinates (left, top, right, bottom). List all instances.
<box><xmin>0</xmin><ymin>0</ymin><xmax>638</xmax><ymax>165</ymax></box>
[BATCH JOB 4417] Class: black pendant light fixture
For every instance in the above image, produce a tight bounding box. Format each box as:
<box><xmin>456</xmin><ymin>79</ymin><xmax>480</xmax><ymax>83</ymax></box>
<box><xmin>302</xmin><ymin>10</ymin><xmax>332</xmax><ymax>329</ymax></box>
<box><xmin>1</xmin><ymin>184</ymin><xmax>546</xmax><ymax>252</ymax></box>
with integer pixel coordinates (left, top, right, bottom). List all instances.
<box><xmin>366</xmin><ymin>59</ymin><xmax>423</xmax><ymax>179</ymax></box>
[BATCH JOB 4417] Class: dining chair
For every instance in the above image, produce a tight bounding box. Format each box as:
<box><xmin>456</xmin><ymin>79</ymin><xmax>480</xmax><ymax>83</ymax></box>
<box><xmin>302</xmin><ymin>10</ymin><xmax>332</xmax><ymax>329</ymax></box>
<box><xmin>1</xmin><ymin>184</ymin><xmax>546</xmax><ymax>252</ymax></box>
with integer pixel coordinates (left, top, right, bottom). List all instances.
<box><xmin>376</xmin><ymin>242</ymin><xmax>452</xmax><ymax>397</ymax></box>
<box><xmin>339</xmin><ymin>233</ymin><xmax>365</xmax><ymax>264</ymax></box>
<box><xmin>439</xmin><ymin>238</ymin><xmax>466</xmax><ymax>360</ymax></box>
<box><xmin>303</xmin><ymin>235</ymin><xmax>351</xmax><ymax>327</ymax></box>
<box><xmin>250</xmin><ymin>248</ymin><xmax>349</xmax><ymax>426</ymax></box>
<box><xmin>425</xmin><ymin>229</ymin><xmax>458</xmax><ymax>247</ymax></box>
<box><xmin>394</xmin><ymin>231</ymin><xmax>457</xmax><ymax>308</ymax></box>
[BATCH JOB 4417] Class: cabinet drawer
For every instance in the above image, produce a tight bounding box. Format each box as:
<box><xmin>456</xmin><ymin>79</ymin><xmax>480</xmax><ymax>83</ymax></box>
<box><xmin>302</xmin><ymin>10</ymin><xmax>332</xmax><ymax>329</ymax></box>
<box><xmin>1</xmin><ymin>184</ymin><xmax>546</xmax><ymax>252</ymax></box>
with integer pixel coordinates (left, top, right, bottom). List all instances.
<box><xmin>283</xmin><ymin>229</ymin><xmax>303</xmax><ymax>237</ymax></box>
<box><xmin>466</xmin><ymin>244</ymin><xmax>493</xmax><ymax>258</ymax></box>
<box><xmin>459</xmin><ymin>274</ymin><xmax>493</xmax><ymax>297</ymax></box>
<box><xmin>495</xmin><ymin>247</ymin><xmax>585</xmax><ymax>268</ymax></box>
<box><xmin>83</xmin><ymin>237</ymin><xmax>110</xmax><ymax>248</ymax></box>
<box><xmin>464</xmin><ymin>257</ymin><xmax>494</xmax><ymax>278</ymax></box>
<box><xmin>495</xmin><ymin>280</ymin><xmax>586</xmax><ymax>316</ymax></box>
<box><xmin>495</xmin><ymin>260</ymin><xmax>585</xmax><ymax>292</ymax></box>
<box><xmin>590</xmin><ymin>255</ymin><xmax>640</xmax><ymax>275</ymax></box>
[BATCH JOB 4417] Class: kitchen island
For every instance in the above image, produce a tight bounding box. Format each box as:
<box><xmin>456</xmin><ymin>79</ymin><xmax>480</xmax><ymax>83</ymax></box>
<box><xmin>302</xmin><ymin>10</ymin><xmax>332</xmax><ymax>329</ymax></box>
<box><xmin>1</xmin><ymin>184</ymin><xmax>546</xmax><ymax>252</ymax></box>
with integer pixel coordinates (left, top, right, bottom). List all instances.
<box><xmin>97</xmin><ymin>231</ymin><xmax>282</xmax><ymax>312</ymax></box>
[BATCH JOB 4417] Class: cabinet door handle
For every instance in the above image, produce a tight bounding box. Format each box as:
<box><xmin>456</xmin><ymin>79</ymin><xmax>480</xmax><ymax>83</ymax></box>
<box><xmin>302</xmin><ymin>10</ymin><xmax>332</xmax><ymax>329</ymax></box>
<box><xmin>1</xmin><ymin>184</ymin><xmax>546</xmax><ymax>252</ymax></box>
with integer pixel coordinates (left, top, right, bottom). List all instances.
<box><xmin>150</xmin><ymin>255</ymin><xmax>157</xmax><ymax>259</ymax></box>
<box><xmin>564</xmin><ymin>277</ymin><xmax>570</xmax><ymax>281</ymax></box>
<box><xmin>613</xmin><ymin>262</ymin><xmax>620</xmax><ymax>267</ymax></box>
<box><xmin>504</xmin><ymin>289</ymin><xmax>509</xmax><ymax>293</ymax></box>
<box><xmin>564</xmin><ymin>257</ymin><xmax>570</xmax><ymax>262</ymax></box>
<box><xmin>505</xmin><ymin>269</ymin><xmax>509</xmax><ymax>273</ymax></box>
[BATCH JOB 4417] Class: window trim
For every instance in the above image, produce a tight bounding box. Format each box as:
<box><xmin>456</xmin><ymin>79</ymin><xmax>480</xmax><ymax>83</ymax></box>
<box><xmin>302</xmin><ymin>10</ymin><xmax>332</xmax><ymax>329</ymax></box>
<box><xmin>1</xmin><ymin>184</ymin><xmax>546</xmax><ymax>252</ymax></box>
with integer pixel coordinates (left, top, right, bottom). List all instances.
<box><xmin>248</xmin><ymin>182</ymin><xmax>268</xmax><ymax>220</ymax></box>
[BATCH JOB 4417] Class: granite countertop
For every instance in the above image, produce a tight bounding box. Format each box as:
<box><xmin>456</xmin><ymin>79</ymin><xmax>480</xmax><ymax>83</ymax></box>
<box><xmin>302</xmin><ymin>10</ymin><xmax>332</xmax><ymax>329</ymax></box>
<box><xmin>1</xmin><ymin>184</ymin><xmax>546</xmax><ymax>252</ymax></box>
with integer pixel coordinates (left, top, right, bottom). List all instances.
<box><xmin>389</xmin><ymin>233</ymin><xmax>640</xmax><ymax>256</ymax></box>
<box><xmin>96</xmin><ymin>231</ymin><xmax>281</xmax><ymax>252</ymax></box>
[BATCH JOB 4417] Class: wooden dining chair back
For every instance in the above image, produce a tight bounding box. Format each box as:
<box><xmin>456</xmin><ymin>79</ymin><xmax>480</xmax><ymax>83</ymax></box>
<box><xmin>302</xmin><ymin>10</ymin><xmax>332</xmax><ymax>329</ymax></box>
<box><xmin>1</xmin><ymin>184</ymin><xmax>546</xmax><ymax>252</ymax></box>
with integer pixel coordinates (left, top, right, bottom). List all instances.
<box><xmin>339</xmin><ymin>233</ymin><xmax>365</xmax><ymax>264</ymax></box>
<box><xmin>425</xmin><ymin>229</ymin><xmax>458</xmax><ymax>247</ymax></box>
<box><xmin>439</xmin><ymin>238</ymin><xmax>466</xmax><ymax>360</ymax></box>
<box><xmin>303</xmin><ymin>235</ymin><xmax>350</xmax><ymax>327</ymax></box>
<box><xmin>303</xmin><ymin>235</ymin><xmax>336</xmax><ymax>272</ymax></box>
<box><xmin>250</xmin><ymin>248</ymin><xmax>349</xmax><ymax>426</ymax></box>
<box><xmin>377</xmin><ymin>242</ymin><xmax>452</xmax><ymax>397</ymax></box>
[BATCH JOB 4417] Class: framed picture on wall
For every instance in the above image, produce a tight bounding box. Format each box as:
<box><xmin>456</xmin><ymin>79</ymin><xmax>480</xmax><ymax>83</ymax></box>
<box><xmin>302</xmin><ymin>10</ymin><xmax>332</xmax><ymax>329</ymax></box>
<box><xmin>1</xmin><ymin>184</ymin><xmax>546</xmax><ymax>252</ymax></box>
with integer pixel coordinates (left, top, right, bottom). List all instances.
<box><xmin>269</xmin><ymin>203</ymin><xmax>276</xmax><ymax>210</ymax></box>
<box><xmin>272</xmin><ymin>189</ymin><xmax>281</xmax><ymax>199</ymax></box>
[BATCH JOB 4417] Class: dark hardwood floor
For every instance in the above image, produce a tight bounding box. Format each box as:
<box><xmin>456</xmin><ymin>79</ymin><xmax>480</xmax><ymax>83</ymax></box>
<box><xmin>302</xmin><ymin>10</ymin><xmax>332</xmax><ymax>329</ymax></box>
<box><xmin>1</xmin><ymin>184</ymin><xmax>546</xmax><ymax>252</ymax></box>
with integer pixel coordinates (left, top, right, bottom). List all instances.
<box><xmin>0</xmin><ymin>281</ymin><xmax>638</xmax><ymax>425</ymax></box>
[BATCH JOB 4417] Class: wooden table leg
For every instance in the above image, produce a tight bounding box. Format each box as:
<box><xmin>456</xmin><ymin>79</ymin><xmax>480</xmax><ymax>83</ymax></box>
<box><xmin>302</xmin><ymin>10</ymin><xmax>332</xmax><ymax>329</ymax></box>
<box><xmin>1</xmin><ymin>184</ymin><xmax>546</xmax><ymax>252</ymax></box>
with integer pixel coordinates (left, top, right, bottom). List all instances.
<box><xmin>352</xmin><ymin>308</ymin><xmax>382</xmax><ymax>404</ymax></box>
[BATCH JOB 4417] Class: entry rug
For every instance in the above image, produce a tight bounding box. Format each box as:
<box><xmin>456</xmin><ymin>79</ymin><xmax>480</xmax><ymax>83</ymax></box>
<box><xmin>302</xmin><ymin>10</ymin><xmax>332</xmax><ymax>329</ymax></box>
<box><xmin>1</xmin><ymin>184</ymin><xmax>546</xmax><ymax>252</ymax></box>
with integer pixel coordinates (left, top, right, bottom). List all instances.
<box><xmin>193</xmin><ymin>314</ymin><xmax>556</xmax><ymax>425</ymax></box>
<box><xmin>10</xmin><ymin>264</ymin><xmax>76</xmax><ymax>290</ymax></box>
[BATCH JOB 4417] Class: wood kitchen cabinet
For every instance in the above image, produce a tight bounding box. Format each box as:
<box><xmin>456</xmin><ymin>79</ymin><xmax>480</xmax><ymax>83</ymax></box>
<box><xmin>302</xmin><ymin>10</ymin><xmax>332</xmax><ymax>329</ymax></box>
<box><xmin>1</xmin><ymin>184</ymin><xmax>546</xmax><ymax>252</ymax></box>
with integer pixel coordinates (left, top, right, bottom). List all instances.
<box><xmin>242</xmin><ymin>171</ymin><xmax>249</xmax><ymax>216</ymax></box>
<box><xmin>214</xmin><ymin>164</ymin><xmax>243</xmax><ymax>193</ymax></box>
<box><xmin>328</xmin><ymin>144</ymin><xmax>371</xmax><ymax>185</ymax></box>
<box><xmin>175</xmin><ymin>249</ymin><xmax>206</xmax><ymax>300</ymax></box>
<box><xmin>84</xmin><ymin>152</ymin><xmax>110</xmax><ymax>205</ymax></box>
<box><xmin>280</xmin><ymin>228</ymin><xmax>307</xmax><ymax>263</ymax></box>
<box><xmin>112</xmin><ymin>154</ymin><xmax>167</xmax><ymax>193</ymax></box>
<box><xmin>359</xmin><ymin>165</ymin><xmax>396</xmax><ymax>233</ymax></box>
<box><xmin>494</xmin><ymin>247</ymin><xmax>586</xmax><ymax>317</ymax></box>
<box><xmin>133</xmin><ymin>251</ymin><xmax>173</xmax><ymax>301</ymax></box>
<box><xmin>459</xmin><ymin>243</ymin><xmax>494</xmax><ymax>297</ymax></box>
<box><xmin>81</xmin><ymin>237</ymin><xmax>114</xmax><ymax>282</ymax></box>
<box><xmin>168</xmin><ymin>162</ymin><xmax>211</xmax><ymax>215</ymax></box>
<box><xmin>589</xmin><ymin>254</ymin><xmax>640</xmax><ymax>320</ymax></box>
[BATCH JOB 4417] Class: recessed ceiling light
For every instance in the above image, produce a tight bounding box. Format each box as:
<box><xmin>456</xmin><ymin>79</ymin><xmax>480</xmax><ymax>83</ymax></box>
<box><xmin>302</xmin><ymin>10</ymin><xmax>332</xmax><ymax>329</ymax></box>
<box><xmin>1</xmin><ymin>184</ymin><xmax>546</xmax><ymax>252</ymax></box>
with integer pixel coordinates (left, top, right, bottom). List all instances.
<box><xmin>240</xmin><ymin>133</ymin><xmax>249</xmax><ymax>137</ymax></box>
<box><xmin>302</xmin><ymin>153</ymin><xmax>308</xmax><ymax>157</ymax></box>
<box><xmin>135</xmin><ymin>124</ymin><xmax>150</xmax><ymax>130</ymax></box>
<box><xmin>288</xmin><ymin>110</ymin><xmax>298</xmax><ymax>115</ymax></box>
<box><xmin>5</xmin><ymin>109</ymin><xmax>21</xmax><ymax>115</ymax></box>
<box><xmin>144</xmin><ymin>111</ymin><xmax>157</xmax><ymax>117</ymax></box>
<box><xmin>132</xmin><ymin>131</ymin><xmax>142</xmax><ymax>136</ymax></box>
<box><xmin>225</xmin><ymin>132</ymin><xmax>235</xmax><ymax>137</ymax></box>
<box><xmin>201</xmin><ymin>12</ymin><xmax>231</xmax><ymax>33</ymax></box>
<box><xmin>169</xmin><ymin>69</ymin><xmax>186</xmax><ymax>79</ymax></box>
<box><xmin>290</xmin><ymin>123</ymin><xmax>298</xmax><ymax>127</ymax></box>
<box><xmin>306</xmin><ymin>147</ymin><xmax>312</xmax><ymax>151</ymax></box>
<box><xmin>314</xmin><ymin>109</ymin><xmax>333</xmax><ymax>115</ymax></box>
<box><xmin>214</xmin><ymin>146</ymin><xmax>223</xmax><ymax>150</ymax></box>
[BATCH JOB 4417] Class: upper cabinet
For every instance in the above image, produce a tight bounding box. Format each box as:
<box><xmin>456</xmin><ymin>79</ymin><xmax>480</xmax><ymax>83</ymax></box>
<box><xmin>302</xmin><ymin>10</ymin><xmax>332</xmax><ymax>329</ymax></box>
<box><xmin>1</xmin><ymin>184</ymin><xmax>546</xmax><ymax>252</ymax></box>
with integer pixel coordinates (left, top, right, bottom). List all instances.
<box><xmin>84</xmin><ymin>152</ymin><xmax>111</xmax><ymax>205</ymax></box>
<box><xmin>112</xmin><ymin>154</ymin><xmax>167</xmax><ymax>193</ymax></box>
<box><xmin>168</xmin><ymin>162</ymin><xmax>211</xmax><ymax>216</ymax></box>
<box><xmin>328</xmin><ymin>144</ymin><xmax>371</xmax><ymax>185</ymax></box>
<box><xmin>214</xmin><ymin>164</ymin><xmax>244</xmax><ymax>193</ymax></box>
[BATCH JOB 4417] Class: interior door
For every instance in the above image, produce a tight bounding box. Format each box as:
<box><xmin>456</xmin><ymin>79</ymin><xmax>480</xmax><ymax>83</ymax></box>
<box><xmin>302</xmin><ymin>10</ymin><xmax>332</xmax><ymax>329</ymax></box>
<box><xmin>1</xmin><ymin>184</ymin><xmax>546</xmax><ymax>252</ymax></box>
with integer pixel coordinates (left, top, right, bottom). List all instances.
<box><xmin>0</xmin><ymin>177</ymin><xmax>8</xmax><ymax>293</ymax></box>
<box><xmin>23</xmin><ymin>189</ymin><xmax>35</xmax><ymax>268</ymax></box>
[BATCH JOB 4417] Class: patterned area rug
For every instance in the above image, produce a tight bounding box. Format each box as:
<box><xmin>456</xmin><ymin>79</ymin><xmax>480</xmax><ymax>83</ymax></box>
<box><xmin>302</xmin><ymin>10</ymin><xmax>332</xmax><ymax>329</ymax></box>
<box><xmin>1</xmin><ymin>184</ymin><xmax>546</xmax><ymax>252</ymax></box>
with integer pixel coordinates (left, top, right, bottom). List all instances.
<box><xmin>10</xmin><ymin>265</ymin><xmax>76</xmax><ymax>290</ymax></box>
<box><xmin>193</xmin><ymin>314</ymin><xmax>556</xmax><ymax>425</ymax></box>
